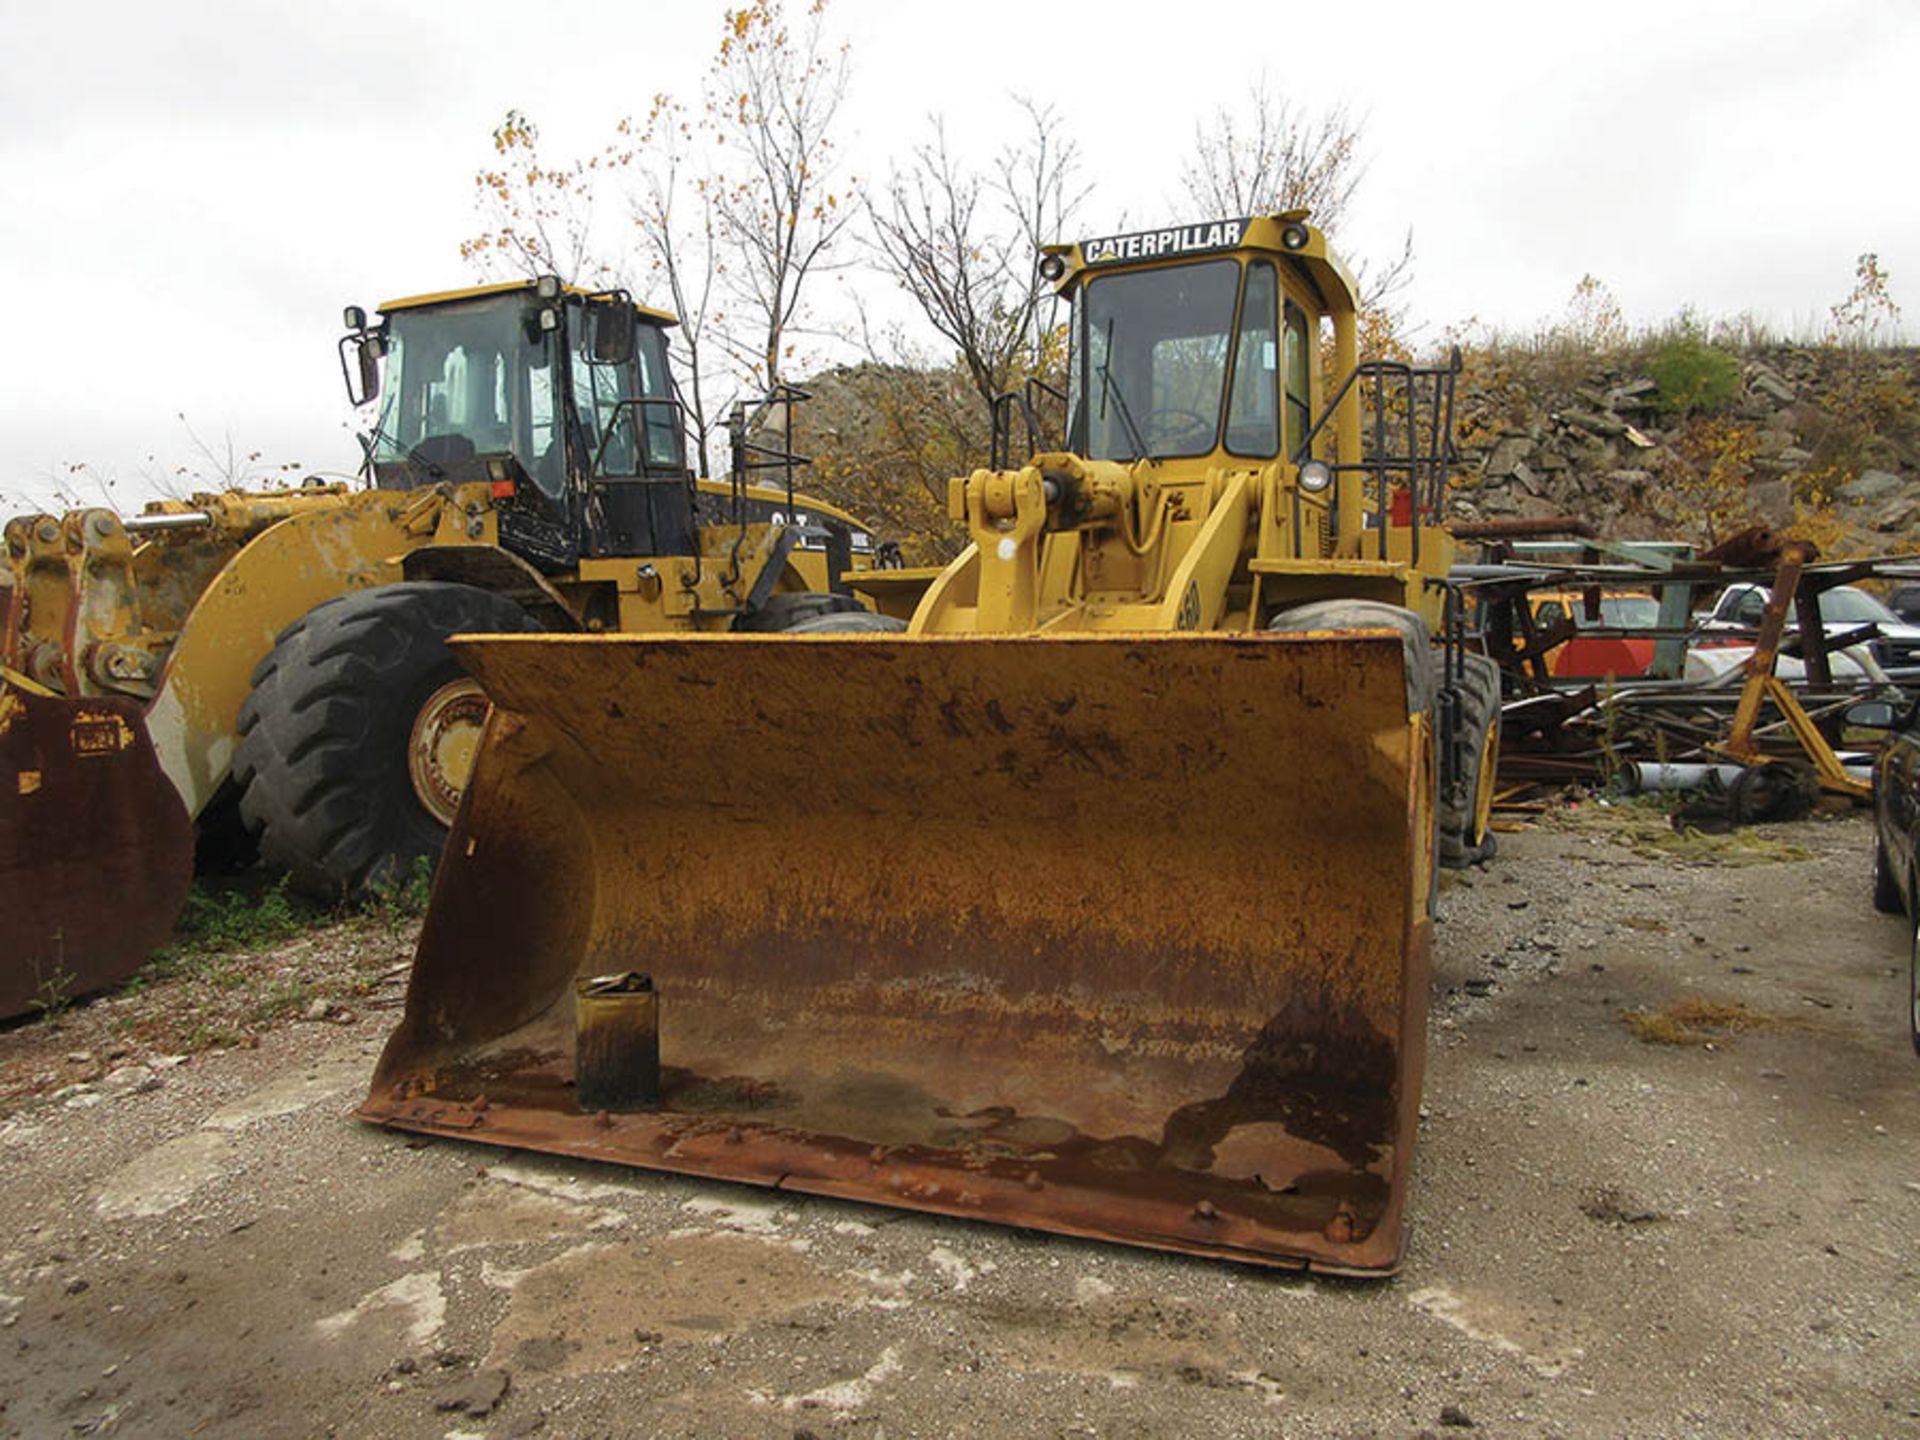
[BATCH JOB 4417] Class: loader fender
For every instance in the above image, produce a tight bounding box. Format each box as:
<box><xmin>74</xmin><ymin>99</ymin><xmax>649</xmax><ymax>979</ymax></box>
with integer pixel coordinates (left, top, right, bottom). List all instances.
<box><xmin>362</xmin><ymin>627</ymin><xmax>1433</xmax><ymax>1274</ymax></box>
<box><xmin>143</xmin><ymin>501</ymin><xmax>416</xmax><ymax>822</ymax></box>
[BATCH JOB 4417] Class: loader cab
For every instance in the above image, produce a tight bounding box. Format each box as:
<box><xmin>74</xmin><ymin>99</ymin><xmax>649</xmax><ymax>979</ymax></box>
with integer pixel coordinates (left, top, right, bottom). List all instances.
<box><xmin>346</xmin><ymin>280</ymin><xmax>692</xmax><ymax>570</ymax></box>
<box><xmin>1060</xmin><ymin>218</ymin><xmax>1326</xmax><ymax>472</ymax></box>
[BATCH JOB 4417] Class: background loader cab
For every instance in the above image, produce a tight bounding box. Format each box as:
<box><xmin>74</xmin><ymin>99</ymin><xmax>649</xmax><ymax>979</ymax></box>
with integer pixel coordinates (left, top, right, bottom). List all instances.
<box><xmin>345</xmin><ymin>279</ymin><xmax>692</xmax><ymax>569</ymax></box>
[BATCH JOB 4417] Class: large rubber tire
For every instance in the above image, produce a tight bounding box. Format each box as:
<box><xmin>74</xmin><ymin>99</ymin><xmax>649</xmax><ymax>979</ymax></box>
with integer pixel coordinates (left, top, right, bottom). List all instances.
<box><xmin>1437</xmin><ymin>651</ymin><xmax>1501</xmax><ymax>869</ymax></box>
<box><xmin>1873</xmin><ymin>830</ymin><xmax>1904</xmax><ymax>915</ymax></box>
<box><xmin>1266</xmin><ymin>600</ymin><xmax>1447</xmax><ymax>889</ymax></box>
<box><xmin>234</xmin><ymin>582</ymin><xmax>543</xmax><ymax>901</ymax></box>
<box><xmin>1263</xmin><ymin>600</ymin><xmax>1434</xmax><ymax>716</ymax></box>
<box><xmin>733</xmin><ymin>591</ymin><xmax>867</xmax><ymax>632</ymax></box>
<box><xmin>782</xmin><ymin>610</ymin><xmax>907</xmax><ymax>634</ymax></box>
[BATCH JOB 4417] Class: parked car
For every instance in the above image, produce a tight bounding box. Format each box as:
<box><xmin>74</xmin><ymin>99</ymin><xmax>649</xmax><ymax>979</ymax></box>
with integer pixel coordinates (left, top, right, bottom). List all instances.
<box><xmin>1529</xmin><ymin>590</ymin><xmax>1661</xmax><ymax>679</ymax></box>
<box><xmin>1696</xmin><ymin>583</ymin><xmax>1920</xmax><ymax>676</ymax></box>
<box><xmin>1850</xmin><ymin>695</ymin><xmax>1920</xmax><ymax>1054</ymax></box>
<box><xmin>1886</xmin><ymin>582</ymin><xmax>1920</xmax><ymax>626</ymax></box>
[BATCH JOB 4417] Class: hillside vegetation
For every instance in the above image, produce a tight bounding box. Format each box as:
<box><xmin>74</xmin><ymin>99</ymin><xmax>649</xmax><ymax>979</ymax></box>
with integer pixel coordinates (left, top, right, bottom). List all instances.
<box><xmin>782</xmin><ymin>333</ymin><xmax>1920</xmax><ymax>565</ymax></box>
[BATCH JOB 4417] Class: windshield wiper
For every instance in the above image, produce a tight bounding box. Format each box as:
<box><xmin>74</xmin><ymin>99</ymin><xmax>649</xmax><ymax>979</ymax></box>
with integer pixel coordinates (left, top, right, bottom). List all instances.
<box><xmin>360</xmin><ymin>417</ymin><xmax>446</xmax><ymax>484</ymax></box>
<box><xmin>1095</xmin><ymin>319</ymin><xmax>1156</xmax><ymax>465</ymax></box>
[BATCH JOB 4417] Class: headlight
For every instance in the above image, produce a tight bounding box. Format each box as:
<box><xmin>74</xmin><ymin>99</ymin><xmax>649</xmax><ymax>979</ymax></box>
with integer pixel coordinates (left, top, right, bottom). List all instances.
<box><xmin>1298</xmin><ymin>459</ymin><xmax>1333</xmax><ymax>493</ymax></box>
<box><xmin>1280</xmin><ymin>221</ymin><xmax>1310</xmax><ymax>250</ymax></box>
<box><xmin>1037</xmin><ymin>254</ymin><xmax>1067</xmax><ymax>282</ymax></box>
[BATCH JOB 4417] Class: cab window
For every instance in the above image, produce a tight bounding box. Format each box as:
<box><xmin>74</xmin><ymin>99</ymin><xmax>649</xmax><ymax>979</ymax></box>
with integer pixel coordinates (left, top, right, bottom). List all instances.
<box><xmin>1224</xmin><ymin>262</ymin><xmax>1279</xmax><ymax>457</ymax></box>
<box><xmin>1283</xmin><ymin>302</ymin><xmax>1312</xmax><ymax>459</ymax></box>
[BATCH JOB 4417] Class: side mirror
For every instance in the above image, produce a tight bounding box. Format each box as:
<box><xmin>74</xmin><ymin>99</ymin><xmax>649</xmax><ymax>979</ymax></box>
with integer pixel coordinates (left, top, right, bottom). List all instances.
<box><xmin>1846</xmin><ymin>699</ymin><xmax>1898</xmax><ymax>730</ymax></box>
<box><xmin>340</xmin><ymin>331</ymin><xmax>381</xmax><ymax>407</ymax></box>
<box><xmin>591</xmin><ymin>301</ymin><xmax>636</xmax><ymax>366</ymax></box>
<box><xmin>353</xmin><ymin>334</ymin><xmax>381</xmax><ymax>406</ymax></box>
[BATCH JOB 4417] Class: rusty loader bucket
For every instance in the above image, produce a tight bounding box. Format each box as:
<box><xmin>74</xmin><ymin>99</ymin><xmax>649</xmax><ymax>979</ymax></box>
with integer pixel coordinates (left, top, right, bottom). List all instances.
<box><xmin>1</xmin><ymin>680</ymin><xmax>194</xmax><ymax>1017</ymax></box>
<box><xmin>361</xmin><ymin>631</ymin><xmax>1432</xmax><ymax>1274</ymax></box>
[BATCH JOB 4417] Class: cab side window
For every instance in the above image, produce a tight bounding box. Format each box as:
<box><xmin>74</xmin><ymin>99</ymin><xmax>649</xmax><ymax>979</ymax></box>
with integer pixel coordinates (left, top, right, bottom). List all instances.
<box><xmin>1283</xmin><ymin>302</ymin><xmax>1312</xmax><ymax>459</ymax></box>
<box><xmin>1225</xmin><ymin>262</ymin><xmax>1279</xmax><ymax>457</ymax></box>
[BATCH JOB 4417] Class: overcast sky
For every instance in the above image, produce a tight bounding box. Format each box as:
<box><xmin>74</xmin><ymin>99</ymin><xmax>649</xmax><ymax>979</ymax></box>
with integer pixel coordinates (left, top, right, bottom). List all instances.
<box><xmin>3</xmin><ymin>0</ymin><xmax>1914</xmax><ymax>512</ymax></box>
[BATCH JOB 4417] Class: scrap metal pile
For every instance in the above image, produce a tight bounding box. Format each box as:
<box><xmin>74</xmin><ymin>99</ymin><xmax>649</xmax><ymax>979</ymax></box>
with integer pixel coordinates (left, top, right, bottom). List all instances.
<box><xmin>1463</xmin><ymin>520</ymin><xmax>1920</xmax><ymax>821</ymax></box>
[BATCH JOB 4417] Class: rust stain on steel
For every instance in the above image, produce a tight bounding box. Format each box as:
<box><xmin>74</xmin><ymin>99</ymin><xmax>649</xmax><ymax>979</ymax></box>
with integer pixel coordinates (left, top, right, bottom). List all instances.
<box><xmin>0</xmin><ymin>685</ymin><xmax>192</xmax><ymax>1017</ymax></box>
<box><xmin>362</xmin><ymin>632</ymin><xmax>1428</xmax><ymax>1274</ymax></box>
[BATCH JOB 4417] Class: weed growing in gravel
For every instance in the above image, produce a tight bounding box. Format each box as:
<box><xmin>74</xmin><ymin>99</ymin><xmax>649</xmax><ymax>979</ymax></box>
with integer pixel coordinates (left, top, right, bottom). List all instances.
<box><xmin>168</xmin><ymin>878</ymin><xmax>324</xmax><ymax>955</ymax></box>
<box><xmin>367</xmin><ymin>856</ymin><xmax>436</xmax><ymax>941</ymax></box>
<box><xmin>259</xmin><ymin>978</ymin><xmax>319</xmax><ymax>1020</ymax></box>
<box><xmin>30</xmin><ymin>959</ymin><xmax>76</xmax><ymax>1020</ymax></box>
<box><xmin>1622</xmin><ymin>995</ymin><xmax>1786</xmax><ymax>1046</ymax></box>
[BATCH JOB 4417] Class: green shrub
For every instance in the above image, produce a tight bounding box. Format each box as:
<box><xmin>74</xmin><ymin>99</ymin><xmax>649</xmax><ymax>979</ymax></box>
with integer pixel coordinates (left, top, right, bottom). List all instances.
<box><xmin>1648</xmin><ymin>336</ymin><xmax>1742</xmax><ymax>417</ymax></box>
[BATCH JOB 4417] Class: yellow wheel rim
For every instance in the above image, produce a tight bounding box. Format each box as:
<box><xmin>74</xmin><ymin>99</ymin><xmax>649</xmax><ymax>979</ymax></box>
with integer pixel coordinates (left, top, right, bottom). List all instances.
<box><xmin>407</xmin><ymin>679</ymin><xmax>490</xmax><ymax>828</ymax></box>
<box><xmin>1471</xmin><ymin>719</ymin><xmax>1499</xmax><ymax>846</ymax></box>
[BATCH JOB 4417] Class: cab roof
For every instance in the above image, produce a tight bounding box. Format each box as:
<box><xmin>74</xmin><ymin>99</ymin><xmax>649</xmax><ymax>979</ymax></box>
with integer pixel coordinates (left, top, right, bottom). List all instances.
<box><xmin>1040</xmin><ymin>210</ymin><xmax>1360</xmax><ymax>314</ymax></box>
<box><xmin>378</xmin><ymin>279</ymin><xmax>678</xmax><ymax>327</ymax></box>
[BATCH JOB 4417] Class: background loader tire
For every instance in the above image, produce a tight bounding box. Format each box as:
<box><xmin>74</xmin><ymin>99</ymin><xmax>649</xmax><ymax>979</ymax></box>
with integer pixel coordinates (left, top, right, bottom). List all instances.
<box><xmin>734</xmin><ymin>591</ymin><xmax>867</xmax><ymax>632</ymax></box>
<box><xmin>782</xmin><ymin>610</ymin><xmax>908</xmax><ymax>634</ymax></box>
<box><xmin>234</xmin><ymin>582</ymin><xmax>542</xmax><ymax>902</ymax></box>
<box><xmin>1264</xmin><ymin>599</ymin><xmax>1434</xmax><ymax>716</ymax></box>
<box><xmin>1437</xmin><ymin>651</ymin><xmax>1501</xmax><ymax>869</ymax></box>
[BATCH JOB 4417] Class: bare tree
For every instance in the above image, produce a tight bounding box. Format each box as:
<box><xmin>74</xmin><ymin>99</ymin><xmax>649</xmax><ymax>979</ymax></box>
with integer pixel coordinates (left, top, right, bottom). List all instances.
<box><xmin>706</xmin><ymin>0</ymin><xmax>858</xmax><ymax>391</ymax></box>
<box><xmin>455</xmin><ymin>5</ymin><xmax>861</xmax><ymax>466</ymax></box>
<box><xmin>619</xmin><ymin>96</ymin><xmax>724</xmax><ymax>474</ymax></box>
<box><xmin>1179</xmin><ymin>79</ymin><xmax>1414</xmax><ymax>349</ymax></box>
<box><xmin>461</xmin><ymin>109</ymin><xmax>614</xmax><ymax>286</ymax></box>
<box><xmin>1178</xmin><ymin>79</ymin><xmax>1362</xmax><ymax>229</ymax></box>
<box><xmin>996</xmin><ymin>98</ymin><xmax>1089</xmax><ymax>382</ymax></box>
<box><xmin>868</xmin><ymin>98</ymin><xmax>1087</xmax><ymax>416</ymax></box>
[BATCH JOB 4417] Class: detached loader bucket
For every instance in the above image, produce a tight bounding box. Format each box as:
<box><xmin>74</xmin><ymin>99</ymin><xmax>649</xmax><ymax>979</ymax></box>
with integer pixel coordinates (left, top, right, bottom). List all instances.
<box><xmin>362</xmin><ymin>631</ymin><xmax>1432</xmax><ymax>1274</ymax></box>
<box><xmin>1</xmin><ymin>682</ymin><xmax>193</xmax><ymax>1017</ymax></box>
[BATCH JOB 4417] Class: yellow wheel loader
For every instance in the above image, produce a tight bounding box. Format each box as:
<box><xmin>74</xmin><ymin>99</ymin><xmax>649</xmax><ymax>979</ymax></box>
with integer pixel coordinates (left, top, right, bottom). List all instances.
<box><xmin>359</xmin><ymin>213</ymin><xmax>1500</xmax><ymax>1274</ymax></box>
<box><xmin>1</xmin><ymin>278</ymin><xmax>896</xmax><ymax>1017</ymax></box>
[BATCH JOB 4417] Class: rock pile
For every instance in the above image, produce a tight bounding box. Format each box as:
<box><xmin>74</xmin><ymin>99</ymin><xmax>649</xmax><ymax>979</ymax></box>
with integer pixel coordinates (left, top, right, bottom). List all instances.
<box><xmin>1449</xmin><ymin>345</ymin><xmax>1920</xmax><ymax>552</ymax></box>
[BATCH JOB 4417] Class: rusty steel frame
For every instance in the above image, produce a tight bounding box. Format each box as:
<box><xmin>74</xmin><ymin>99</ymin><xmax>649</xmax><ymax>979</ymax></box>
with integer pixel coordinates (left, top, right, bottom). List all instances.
<box><xmin>1715</xmin><ymin>543</ymin><xmax>1873</xmax><ymax>799</ymax></box>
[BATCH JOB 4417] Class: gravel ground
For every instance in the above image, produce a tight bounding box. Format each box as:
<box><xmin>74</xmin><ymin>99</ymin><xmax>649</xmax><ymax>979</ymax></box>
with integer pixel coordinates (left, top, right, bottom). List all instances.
<box><xmin>1</xmin><ymin>807</ymin><xmax>1916</xmax><ymax>1439</ymax></box>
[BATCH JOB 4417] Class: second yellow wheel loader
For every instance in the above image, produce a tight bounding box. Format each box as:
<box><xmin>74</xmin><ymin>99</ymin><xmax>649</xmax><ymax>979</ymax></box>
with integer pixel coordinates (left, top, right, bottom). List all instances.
<box><xmin>0</xmin><ymin>278</ymin><xmax>896</xmax><ymax>1016</ymax></box>
<box><xmin>360</xmin><ymin>212</ymin><xmax>1499</xmax><ymax>1275</ymax></box>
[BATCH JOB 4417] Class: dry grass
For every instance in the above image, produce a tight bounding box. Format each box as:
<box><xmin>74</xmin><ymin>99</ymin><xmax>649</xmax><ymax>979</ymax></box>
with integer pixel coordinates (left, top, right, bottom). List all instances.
<box><xmin>1547</xmin><ymin>802</ymin><xmax>1812</xmax><ymax>865</ymax></box>
<box><xmin>1621</xmin><ymin>995</ymin><xmax>1788</xmax><ymax>1047</ymax></box>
